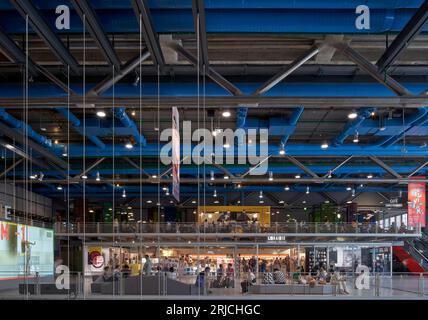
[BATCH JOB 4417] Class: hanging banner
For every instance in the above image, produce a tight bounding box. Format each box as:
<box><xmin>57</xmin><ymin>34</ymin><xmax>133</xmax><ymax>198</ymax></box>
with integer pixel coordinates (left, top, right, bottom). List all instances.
<box><xmin>172</xmin><ymin>107</ymin><xmax>180</xmax><ymax>202</ymax></box>
<box><xmin>408</xmin><ymin>177</ymin><xmax>426</xmax><ymax>227</ymax></box>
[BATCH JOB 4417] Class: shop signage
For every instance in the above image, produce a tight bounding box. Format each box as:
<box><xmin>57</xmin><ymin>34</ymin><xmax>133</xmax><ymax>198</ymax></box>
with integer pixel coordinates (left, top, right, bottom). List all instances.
<box><xmin>172</xmin><ymin>107</ymin><xmax>180</xmax><ymax>202</ymax></box>
<box><xmin>267</xmin><ymin>236</ymin><xmax>286</xmax><ymax>241</ymax></box>
<box><xmin>408</xmin><ymin>177</ymin><xmax>426</xmax><ymax>227</ymax></box>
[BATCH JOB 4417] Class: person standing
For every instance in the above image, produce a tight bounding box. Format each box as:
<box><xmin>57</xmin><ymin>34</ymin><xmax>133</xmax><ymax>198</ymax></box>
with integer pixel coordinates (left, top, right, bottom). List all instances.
<box><xmin>142</xmin><ymin>254</ymin><xmax>153</xmax><ymax>275</ymax></box>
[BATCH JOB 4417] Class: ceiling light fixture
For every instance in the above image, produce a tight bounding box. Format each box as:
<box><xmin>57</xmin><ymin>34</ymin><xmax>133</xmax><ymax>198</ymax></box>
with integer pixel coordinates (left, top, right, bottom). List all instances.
<box><xmin>279</xmin><ymin>144</ymin><xmax>285</xmax><ymax>155</ymax></box>
<box><xmin>348</xmin><ymin>111</ymin><xmax>358</xmax><ymax>119</ymax></box>
<box><xmin>95</xmin><ymin>171</ymin><xmax>101</xmax><ymax>181</ymax></box>
<box><xmin>57</xmin><ymin>185</ymin><xmax>63</xmax><ymax>190</ymax></box>
<box><xmin>122</xmin><ymin>189</ymin><xmax>126</xmax><ymax>198</ymax></box>
<box><xmin>353</xmin><ymin>131</ymin><xmax>359</xmax><ymax>143</ymax></box>
<box><xmin>96</xmin><ymin>110</ymin><xmax>106</xmax><ymax>118</ymax></box>
<box><xmin>295</xmin><ymin>174</ymin><xmax>301</xmax><ymax>179</ymax></box>
<box><xmin>269</xmin><ymin>171</ymin><xmax>273</xmax><ymax>181</ymax></box>
<box><xmin>222</xmin><ymin>110</ymin><xmax>231</xmax><ymax>118</ymax></box>
<box><xmin>125</xmin><ymin>142</ymin><xmax>133</xmax><ymax>149</ymax></box>
<box><xmin>321</xmin><ymin>142</ymin><xmax>329</xmax><ymax>149</ymax></box>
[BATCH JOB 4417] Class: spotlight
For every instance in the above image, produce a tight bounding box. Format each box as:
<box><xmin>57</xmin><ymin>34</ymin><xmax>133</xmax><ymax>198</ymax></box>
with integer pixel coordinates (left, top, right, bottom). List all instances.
<box><xmin>122</xmin><ymin>190</ymin><xmax>126</xmax><ymax>198</ymax></box>
<box><xmin>131</xmin><ymin>110</ymin><xmax>136</xmax><ymax>116</ymax></box>
<box><xmin>222</xmin><ymin>110</ymin><xmax>231</xmax><ymax>118</ymax></box>
<box><xmin>279</xmin><ymin>144</ymin><xmax>285</xmax><ymax>155</ymax></box>
<box><xmin>89</xmin><ymin>209</ymin><xmax>94</xmax><ymax>213</ymax></box>
<box><xmin>147</xmin><ymin>200</ymin><xmax>152</xmax><ymax>204</ymax></box>
<box><xmin>295</xmin><ymin>175</ymin><xmax>301</xmax><ymax>179</ymax></box>
<box><xmin>213</xmin><ymin>189</ymin><xmax>217</xmax><ymax>197</ymax></box>
<box><xmin>30</xmin><ymin>174</ymin><xmax>37</xmax><ymax>180</ymax></box>
<box><xmin>96</xmin><ymin>110</ymin><xmax>106</xmax><ymax>118</ymax></box>
<box><xmin>346</xmin><ymin>186</ymin><xmax>352</xmax><ymax>191</ymax></box>
<box><xmin>321</xmin><ymin>143</ymin><xmax>329</xmax><ymax>149</ymax></box>
<box><xmin>352</xmin><ymin>189</ymin><xmax>356</xmax><ymax>197</ymax></box>
<box><xmin>268</xmin><ymin>171</ymin><xmax>273</xmax><ymax>181</ymax></box>
<box><xmin>367</xmin><ymin>174</ymin><xmax>373</xmax><ymax>179</ymax></box>
<box><xmin>57</xmin><ymin>185</ymin><xmax>63</xmax><ymax>190</ymax></box>
<box><xmin>81</xmin><ymin>175</ymin><xmax>88</xmax><ymax>180</ymax></box>
<box><xmin>208</xmin><ymin>213</ymin><xmax>213</xmax><ymax>219</ymax></box>
<box><xmin>327</xmin><ymin>170</ymin><xmax>332</xmax><ymax>178</ymax></box>
<box><xmin>353</xmin><ymin>132</ymin><xmax>359</xmax><ymax>143</ymax></box>
<box><xmin>62</xmin><ymin>145</ymin><xmax>68</xmax><ymax>157</ymax></box>
<box><xmin>192</xmin><ymin>200</ymin><xmax>196</xmax><ymax>204</ymax></box>
<box><xmin>95</xmin><ymin>171</ymin><xmax>101</xmax><ymax>181</ymax></box>
<box><xmin>306</xmin><ymin>186</ymin><xmax>310</xmax><ymax>194</ymax></box>
<box><xmin>152</xmin><ymin>175</ymin><xmax>157</xmax><ymax>179</ymax></box>
<box><xmin>132</xmin><ymin>73</ymin><xmax>140</xmax><ymax>87</ymax></box>
<box><xmin>259</xmin><ymin>190</ymin><xmax>263</xmax><ymax>198</ymax></box>
<box><xmin>284</xmin><ymin>186</ymin><xmax>290</xmax><ymax>191</ymax></box>
<box><xmin>348</xmin><ymin>111</ymin><xmax>358</xmax><ymax>119</ymax></box>
<box><xmin>54</xmin><ymin>139</ymin><xmax>59</xmax><ymax>145</ymax></box>
<box><xmin>223</xmin><ymin>175</ymin><xmax>229</xmax><ymax>180</ymax></box>
<box><xmin>125</xmin><ymin>142</ymin><xmax>133</xmax><ymax>149</ymax></box>
<box><xmin>210</xmin><ymin>171</ymin><xmax>215</xmax><ymax>181</ymax></box>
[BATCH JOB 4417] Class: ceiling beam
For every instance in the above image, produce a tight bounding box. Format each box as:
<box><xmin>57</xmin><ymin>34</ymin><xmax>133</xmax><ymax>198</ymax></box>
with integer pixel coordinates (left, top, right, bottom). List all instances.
<box><xmin>285</xmin><ymin>155</ymin><xmax>320</xmax><ymax>179</ymax></box>
<box><xmin>333</xmin><ymin>43</ymin><xmax>411</xmax><ymax>96</ymax></box>
<box><xmin>173</xmin><ymin>44</ymin><xmax>243</xmax><ymax>96</ymax></box>
<box><xmin>12</xmin><ymin>0</ymin><xmax>80</xmax><ymax>74</ymax></box>
<box><xmin>87</xmin><ymin>51</ymin><xmax>150</xmax><ymax>96</ymax></box>
<box><xmin>0</xmin><ymin>158</ymin><xmax>23</xmax><ymax>178</ymax></box>
<box><xmin>368</xmin><ymin>156</ymin><xmax>403</xmax><ymax>179</ymax></box>
<box><xmin>192</xmin><ymin>0</ymin><xmax>209</xmax><ymax>68</ymax></box>
<box><xmin>254</xmin><ymin>45</ymin><xmax>320</xmax><ymax>96</ymax></box>
<box><xmin>0</xmin><ymin>122</ymin><xmax>67</xmax><ymax>169</ymax></box>
<box><xmin>71</xmin><ymin>0</ymin><xmax>121</xmax><ymax>71</ymax></box>
<box><xmin>0</xmin><ymin>139</ymin><xmax>48</xmax><ymax>169</ymax></box>
<box><xmin>408</xmin><ymin>160</ymin><xmax>428</xmax><ymax>177</ymax></box>
<box><xmin>0</xmin><ymin>26</ymin><xmax>38</xmax><ymax>76</ymax></box>
<box><xmin>22</xmin><ymin>177</ymin><xmax>425</xmax><ymax>185</ymax></box>
<box><xmin>4</xmin><ymin>95</ymin><xmax>428</xmax><ymax>108</ymax></box>
<box><xmin>131</xmin><ymin>0</ymin><xmax>164</xmax><ymax>68</ymax></box>
<box><xmin>321</xmin><ymin>156</ymin><xmax>354</xmax><ymax>178</ymax></box>
<box><xmin>376</xmin><ymin>0</ymin><xmax>428</xmax><ymax>72</ymax></box>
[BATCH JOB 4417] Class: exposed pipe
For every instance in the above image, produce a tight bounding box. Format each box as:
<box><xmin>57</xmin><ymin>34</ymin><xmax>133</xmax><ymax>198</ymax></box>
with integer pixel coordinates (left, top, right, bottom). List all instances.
<box><xmin>280</xmin><ymin>107</ymin><xmax>304</xmax><ymax>145</ymax></box>
<box><xmin>113</xmin><ymin>107</ymin><xmax>147</xmax><ymax>146</ymax></box>
<box><xmin>0</xmin><ymin>108</ymin><xmax>52</xmax><ymax>147</ymax></box>
<box><xmin>56</xmin><ymin>108</ymin><xmax>106</xmax><ymax>149</ymax></box>
<box><xmin>332</xmin><ymin>107</ymin><xmax>375</xmax><ymax>146</ymax></box>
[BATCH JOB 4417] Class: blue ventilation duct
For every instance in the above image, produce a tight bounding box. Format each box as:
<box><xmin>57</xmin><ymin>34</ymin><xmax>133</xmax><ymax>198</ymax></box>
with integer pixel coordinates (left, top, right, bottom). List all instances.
<box><xmin>56</xmin><ymin>108</ymin><xmax>106</xmax><ymax>149</ymax></box>
<box><xmin>113</xmin><ymin>107</ymin><xmax>146</xmax><ymax>146</ymax></box>
<box><xmin>378</xmin><ymin>107</ymin><xmax>428</xmax><ymax>147</ymax></box>
<box><xmin>280</xmin><ymin>107</ymin><xmax>304</xmax><ymax>145</ymax></box>
<box><xmin>0</xmin><ymin>108</ymin><xmax>52</xmax><ymax>147</ymax></box>
<box><xmin>332</xmin><ymin>107</ymin><xmax>375</xmax><ymax>146</ymax></box>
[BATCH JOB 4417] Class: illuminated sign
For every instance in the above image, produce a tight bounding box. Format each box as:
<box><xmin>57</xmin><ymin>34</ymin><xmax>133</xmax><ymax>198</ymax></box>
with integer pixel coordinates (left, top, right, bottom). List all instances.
<box><xmin>267</xmin><ymin>236</ymin><xmax>286</xmax><ymax>241</ymax></box>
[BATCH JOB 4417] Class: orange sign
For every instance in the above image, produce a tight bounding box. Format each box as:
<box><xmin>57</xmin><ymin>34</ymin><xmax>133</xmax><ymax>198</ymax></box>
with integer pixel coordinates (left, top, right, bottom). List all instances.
<box><xmin>408</xmin><ymin>177</ymin><xmax>426</xmax><ymax>227</ymax></box>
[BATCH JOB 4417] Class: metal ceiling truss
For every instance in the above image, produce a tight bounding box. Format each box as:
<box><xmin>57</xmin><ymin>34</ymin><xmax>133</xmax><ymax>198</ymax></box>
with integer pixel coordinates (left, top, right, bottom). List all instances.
<box><xmin>131</xmin><ymin>0</ymin><xmax>164</xmax><ymax>68</ymax></box>
<box><xmin>12</xmin><ymin>0</ymin><xmax>80</xmax><ymax>74</ymax></box>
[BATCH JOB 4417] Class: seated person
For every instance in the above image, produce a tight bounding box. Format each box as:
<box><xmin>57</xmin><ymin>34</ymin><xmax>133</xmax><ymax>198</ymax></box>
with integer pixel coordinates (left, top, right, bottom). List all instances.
<box><xmin>273</xmin><ymin>268</ymin><xmax>286</xmax><ymax>284</ymax></box>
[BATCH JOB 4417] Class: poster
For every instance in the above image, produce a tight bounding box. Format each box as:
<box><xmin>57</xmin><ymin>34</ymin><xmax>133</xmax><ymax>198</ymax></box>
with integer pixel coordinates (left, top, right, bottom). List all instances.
<box><xmin>408</xmin><ymin>177</ymin><xmax>426</xmax><ymax>227</ymax></box>
<box><xmin>88</xmin><ymin>246</ymin><xmax>104</xmax><ymax>269</ymax></box>
<box><xmin>172</xmin><ymin>107</ymin><xmax>180</xmax><ymax>202</ymax></box>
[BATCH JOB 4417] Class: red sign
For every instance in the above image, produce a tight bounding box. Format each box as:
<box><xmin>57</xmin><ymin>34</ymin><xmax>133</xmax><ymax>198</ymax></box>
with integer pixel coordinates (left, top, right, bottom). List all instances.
<box><xmin>408</xmin><ymin>177</ymin><xmax>426</xmax><ymax>227</ymax></box>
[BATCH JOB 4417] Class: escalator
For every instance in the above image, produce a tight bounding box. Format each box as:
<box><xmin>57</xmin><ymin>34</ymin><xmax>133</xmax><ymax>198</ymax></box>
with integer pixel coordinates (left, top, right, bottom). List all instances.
<box><xmin>393</xmin><ymin>245</ymin><xmax>426</xmax><ymax>273</ymax></box>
